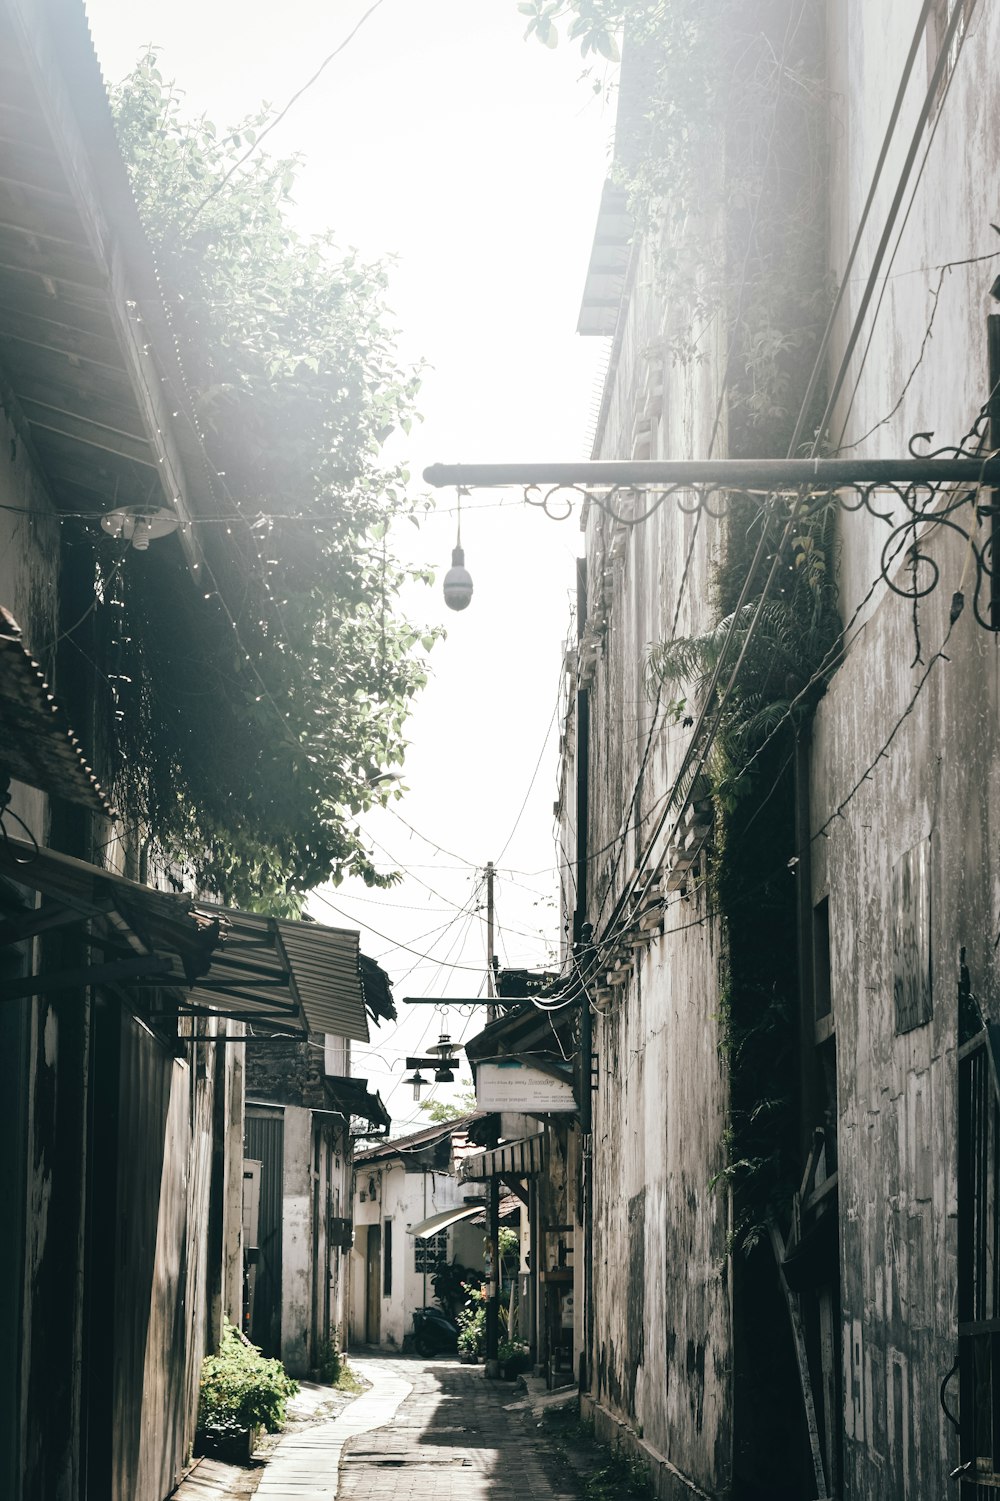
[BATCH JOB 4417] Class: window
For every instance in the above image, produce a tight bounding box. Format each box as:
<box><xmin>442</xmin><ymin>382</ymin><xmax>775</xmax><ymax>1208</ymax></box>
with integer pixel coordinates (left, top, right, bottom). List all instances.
<box><xmin>382</xmin><ymin>1219</ymin><xmax>392</xmax><ymax>1298</ymax></box>
<box><xmin>414</xmin><ymin>1231</ymin><xmax>448</xmax><ymax>1273</ymax></box>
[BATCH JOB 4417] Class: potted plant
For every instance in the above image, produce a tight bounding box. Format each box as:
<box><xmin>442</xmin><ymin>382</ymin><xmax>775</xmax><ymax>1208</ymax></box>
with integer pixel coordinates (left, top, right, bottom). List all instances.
<box><xmin>497</xmin><ymin>1338</ymin><xmax>531</xmax><ymax>1379</ymax></box>
<box><xmin>196</xmin><ymin>1318</ymin><xmax>298</xmax><ymax>1463</ymax></box>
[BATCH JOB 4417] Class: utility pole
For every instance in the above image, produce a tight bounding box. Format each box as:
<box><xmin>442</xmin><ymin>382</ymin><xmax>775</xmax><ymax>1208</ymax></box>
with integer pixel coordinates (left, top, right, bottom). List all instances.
<box><xmin>485</xmin><ymin>860</ymin><xmax>497</xmax><ymax>1025</ymax></box>
<box><xmin>484</xmin><ymin>858</ymin><xmax>500</xmax><ymax>1376</ymax></box>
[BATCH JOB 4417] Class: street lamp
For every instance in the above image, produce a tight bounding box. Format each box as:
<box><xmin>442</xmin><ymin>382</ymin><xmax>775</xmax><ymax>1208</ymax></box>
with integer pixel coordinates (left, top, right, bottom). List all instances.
<box><xmin>404</xmin><ymin>1069</ymin><xmax>428</xmax><ymax>1101</ymax></box>
<box><xmin>405</xmin><ymin>1034</ymin><xmax>461</xmax><ymax>1090</ymax></box>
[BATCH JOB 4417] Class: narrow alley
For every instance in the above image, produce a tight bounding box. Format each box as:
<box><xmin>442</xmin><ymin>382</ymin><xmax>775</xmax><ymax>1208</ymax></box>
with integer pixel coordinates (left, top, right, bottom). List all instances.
<box><xmin>173</xmin><ymin>1356</ymin><xmax>584</xmax><ymax>1501</ymax></box>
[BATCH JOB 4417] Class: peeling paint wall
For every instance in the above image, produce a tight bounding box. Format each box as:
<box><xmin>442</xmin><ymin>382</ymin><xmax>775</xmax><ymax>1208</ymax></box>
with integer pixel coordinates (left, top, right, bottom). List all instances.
<box><xmin>577</xmin><ymin>230</ymin><xmax>734</xmax><ymax>1492</ymax></box>
<box><xmin>814</xmin><ymin>1</ymin><xmax>1000</xmax><ymax>1491</ymax></box>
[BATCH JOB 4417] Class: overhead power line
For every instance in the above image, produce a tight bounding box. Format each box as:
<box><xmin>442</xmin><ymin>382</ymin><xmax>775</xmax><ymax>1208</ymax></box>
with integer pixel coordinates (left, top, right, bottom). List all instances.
<box><xmin>181</xmin><ymin>0</ymin><xmax>389</xmax><ymax>232</ymax></box>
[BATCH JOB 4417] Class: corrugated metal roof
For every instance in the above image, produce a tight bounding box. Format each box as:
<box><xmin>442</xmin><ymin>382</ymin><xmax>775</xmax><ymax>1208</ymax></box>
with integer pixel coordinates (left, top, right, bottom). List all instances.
<box><xmin>460</xmin><ymin>1133</ymin><xmax>547</xmax><ymax>1182</ymax></box>
<box><xmin>354</xmin><ymin>1113</ymin><xmax>481</xmax><ymax>1164</ymax></box>
<box><xmin>0</xmin><ymin>608</ymin><xmax>113</xmax><ymax>814</ymax></box>
<box><xmin>0</xmin><ymin>0</ymin><xmax>208</xmax><ymax>574</ymax></box>
<box><xmin>326</xmin><ymin>1075</ymin><xmax>391</xmax><ymax>1134</ymax></box>
<box><xmin>0</xmin><ymin>838</ymin><xmax>378</xmax><ymax>1040</ymax></box>
<box><xmin>577</xmin><ymin>180</ymin><xmax>632</xmax><ymax>337</ymax></box>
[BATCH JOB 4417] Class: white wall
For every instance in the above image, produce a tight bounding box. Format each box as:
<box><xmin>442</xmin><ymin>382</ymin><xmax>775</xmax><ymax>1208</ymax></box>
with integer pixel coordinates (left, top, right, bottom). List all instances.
<box><xmin>351</xmin><ymin>1160</ymin><xmax>484</xmax><ymax>1348</ymax></box>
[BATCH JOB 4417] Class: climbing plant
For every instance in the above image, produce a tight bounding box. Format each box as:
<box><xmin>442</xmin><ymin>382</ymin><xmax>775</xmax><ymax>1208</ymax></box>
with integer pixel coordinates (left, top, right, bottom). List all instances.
<box><xmin>523</xmin><ymin>0</ymin><xmax>837</xmax><ymax>1246</ymax></box>
<box><xmin>645</xmin><ymin>495</ymin><xmax>839</xmax><ymax>1251</ymax></box>
<box><xmin>103</xmin><ymin>55</ymin><xmax>439</xmax><ymax>907</ymax></box>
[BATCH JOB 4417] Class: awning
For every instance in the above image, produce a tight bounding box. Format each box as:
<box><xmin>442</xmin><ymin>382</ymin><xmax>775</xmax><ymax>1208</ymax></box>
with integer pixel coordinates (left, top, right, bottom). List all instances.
<box><xmin>407</xmin><ymin>1201</ymin><xmax>487</xmax><ymax>1239</ymax></box>
<box><xmin>326</xmin><ymin>1075</ymin><xmax>391</xmax><ymax>1135</ymax></box>
<box><xmin>460</xmin><ymin>1133</ymin><xmax>547</xmax><ymax>1182</ymax></box>
<box><xmin>0</xmin><ymin>609</ymin><xmax>113</xmax><ymax>815</ymax></box>
<box><xmin>0</xmin><ymin>837</ymin><xmax>387</xmax><ymax>1041</ymax></box>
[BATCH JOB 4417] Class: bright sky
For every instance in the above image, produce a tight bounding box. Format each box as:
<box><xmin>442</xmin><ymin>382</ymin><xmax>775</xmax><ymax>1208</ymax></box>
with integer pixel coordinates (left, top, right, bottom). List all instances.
<box><xmin>85</xmin><ymin>0</ymin><xmax>614</xmax><ymax>1131</ymax></box>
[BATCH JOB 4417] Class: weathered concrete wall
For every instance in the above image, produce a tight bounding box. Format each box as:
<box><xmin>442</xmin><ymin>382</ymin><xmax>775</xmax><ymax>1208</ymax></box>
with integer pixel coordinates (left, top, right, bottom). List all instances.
<box><xmin>280</xmin><ymin>1104</ymin><xmax>313</xmax><ymax>1375</ymax></box>
<box><xmin>815</xmin><ymin>2</ymin><xmax>1000</xmax><ymax>1492</ymax></box>
<box><xmin>246</xmin><ymin>1042</ymin><xmax>355</xmax><ymax>1369</ymax></box>
<box><xmin>578</xmin><ymin>228</ymin><xmax>734</xmax><ymax>1493</ymax></box>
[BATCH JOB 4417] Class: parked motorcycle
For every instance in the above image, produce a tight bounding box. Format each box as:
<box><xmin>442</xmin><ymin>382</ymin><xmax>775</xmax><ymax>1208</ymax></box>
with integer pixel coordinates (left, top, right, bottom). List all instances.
<box><xmin>411</xmin><ymin>1305</ymin><xmax>459</xmax><ymax>1357</ymax></box>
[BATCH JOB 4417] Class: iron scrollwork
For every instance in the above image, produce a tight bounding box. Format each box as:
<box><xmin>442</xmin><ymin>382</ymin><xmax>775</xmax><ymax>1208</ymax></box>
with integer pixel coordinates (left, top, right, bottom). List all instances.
<box><xmin>512</xmin><ymin>399</ymin><xmax>1000</xmax><ymax>632</ymax></box>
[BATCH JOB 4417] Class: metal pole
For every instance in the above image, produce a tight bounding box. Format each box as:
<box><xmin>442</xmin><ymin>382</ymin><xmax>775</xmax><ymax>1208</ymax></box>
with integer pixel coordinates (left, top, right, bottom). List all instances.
<box><xmin>486</xmin><ymin>861</ymin><xmax>497</xmax><ymax>1025</ymax></box>
<box><xmin>424</xmin><ymin>457</ymin><xmax>1000</xmax><ymax>490</ymax></box>
<box><xmin>485</xmin><ymin>1176</ymin><xmax>500</xmax><ymax>1377</ymax></box>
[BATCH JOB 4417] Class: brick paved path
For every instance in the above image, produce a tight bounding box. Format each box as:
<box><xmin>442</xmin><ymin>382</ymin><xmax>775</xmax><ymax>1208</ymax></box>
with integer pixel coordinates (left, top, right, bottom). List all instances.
<box><xmin>338</xmin><ymin>1355</ymin><xmax>580</xmax><ymax>1501</ymax></box>
<box><xmin>171</xmin><ymin>1354</ymin><xmax>580</xmax><ymax>1500</ymax></box>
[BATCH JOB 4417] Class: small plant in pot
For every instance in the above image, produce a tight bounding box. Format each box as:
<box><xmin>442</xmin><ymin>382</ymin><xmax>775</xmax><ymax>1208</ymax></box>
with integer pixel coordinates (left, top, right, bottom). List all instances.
<box><xmin>196</xmin><ymin>1318</ymin><xmax>298</xmax><ymax>1463</ymax></box>
<box><xmin>497</xmin><ymin>1338</ymin><xmax>530</xmax><ymax>1379</ymax></box>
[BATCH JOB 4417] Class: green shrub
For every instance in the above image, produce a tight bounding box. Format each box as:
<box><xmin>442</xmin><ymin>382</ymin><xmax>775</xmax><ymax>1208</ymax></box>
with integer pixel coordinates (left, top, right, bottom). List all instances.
<box><xmin>314</xmin><ymin>1329</ymin><xmax>343</xmax><ymax>1385</ymax></box>
<box><xmin>456</xmin><ymin>1284</ymin><xmax>486</xmax><ymax>1357</ymax></box>
<box><xmin>198</xmin><ymin>1319</ymin><xmax>299</xmax><ymax>1437</ymax></box>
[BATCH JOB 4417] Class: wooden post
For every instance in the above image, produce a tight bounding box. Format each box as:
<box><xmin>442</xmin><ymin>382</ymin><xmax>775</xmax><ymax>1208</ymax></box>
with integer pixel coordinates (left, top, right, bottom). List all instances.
<box><xmin>768</xmin><ymin>1221</ymin><xmax>831</xmax><ymax>1500</ymax></box>
<box><xmin>485</xmin><ymin>1176</ymin><xmax>500</xmax><ymax>1376</ymax></box>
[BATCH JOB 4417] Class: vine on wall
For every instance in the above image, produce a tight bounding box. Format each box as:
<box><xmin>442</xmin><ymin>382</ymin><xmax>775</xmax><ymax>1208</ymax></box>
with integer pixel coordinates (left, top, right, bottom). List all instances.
<box><xmin>527</xmin><ymin>0</ymin><xmax>836</xmax><ymax>1243</ymax></box>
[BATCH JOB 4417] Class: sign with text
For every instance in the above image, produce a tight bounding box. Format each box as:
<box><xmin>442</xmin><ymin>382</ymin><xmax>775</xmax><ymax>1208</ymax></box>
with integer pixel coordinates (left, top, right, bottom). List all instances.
<box><xmin>476</xmin><ymin>1060</ymin><xmax>577</xmax><ymax>1113</ymax></box>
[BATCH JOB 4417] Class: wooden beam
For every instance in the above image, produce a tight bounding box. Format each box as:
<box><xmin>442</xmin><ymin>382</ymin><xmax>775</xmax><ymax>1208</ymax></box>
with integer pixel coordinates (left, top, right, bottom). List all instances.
<box><xmin>20</xmin><ymin>399</ymin><xmax>154</xmax><ymax>466</ymax></box>
<box><xmin>500</xmin><ymin>1173</ymin><xmax>529</xmax><ymax>1207</ymax></box>
<box><xmin>0</xmin><ymin>954</ymin><xmax>174</xmax><ymax>1001</ymax></box>
<box><xmin>3</xmin><ymin>0</ymin><xmax>211</xmax><ymax>577</ymax></box>
<box><xmin>0</xmin><ymin>902</ymin><xmax>88</xmax><ymax>948</ymax></box>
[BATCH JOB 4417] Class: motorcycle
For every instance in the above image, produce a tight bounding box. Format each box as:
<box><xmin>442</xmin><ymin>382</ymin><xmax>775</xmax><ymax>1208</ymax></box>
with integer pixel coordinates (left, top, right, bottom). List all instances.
<box><xmin>411</xmin><ymin>1304</ymin><xmax>459</xmax><ymax>1357</ymax></box>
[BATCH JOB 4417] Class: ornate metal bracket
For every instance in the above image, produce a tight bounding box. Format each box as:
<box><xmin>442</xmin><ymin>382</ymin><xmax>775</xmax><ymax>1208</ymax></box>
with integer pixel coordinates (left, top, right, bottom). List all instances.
<box><xmin>425</xmin><ymin>408</ymin><xmax>1000</xmax><ymax>630</ymax></box>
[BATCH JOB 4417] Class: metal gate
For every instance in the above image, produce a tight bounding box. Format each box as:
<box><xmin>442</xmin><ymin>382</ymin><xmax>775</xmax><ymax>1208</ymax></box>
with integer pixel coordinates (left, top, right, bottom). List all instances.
<box><xmin>245</xmin><ymin>1111</ymin><xmax>284</xmax><ymax>1358</ymax></box>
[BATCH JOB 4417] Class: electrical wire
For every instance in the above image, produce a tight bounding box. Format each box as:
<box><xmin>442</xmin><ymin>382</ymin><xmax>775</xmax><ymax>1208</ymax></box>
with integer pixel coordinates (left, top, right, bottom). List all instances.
<box><xmin>181</xmin><ymin>0</ymin><xmax>389</xmax><ymax>233</ymax></box>
<box><xmin>832</xmin><ymin>26</ymin><xmax>980</xmax><ymax>452</ymax></box>
<box><xmin>573</xmin><ymin>0</ymin><xmax>973</xmax><ymax>986</ymax></box>
<box><xmin>309</xmin><ymin>889</ymin><xmax>483</xmax><ymax>972</ymax></box>
<box><xmin>494</xmin><ymin>684</ymin><xmax>561</xmax><ymax>865</ymax></box>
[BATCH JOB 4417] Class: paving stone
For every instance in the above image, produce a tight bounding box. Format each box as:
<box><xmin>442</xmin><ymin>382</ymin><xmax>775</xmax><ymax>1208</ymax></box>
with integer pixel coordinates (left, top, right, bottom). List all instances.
<box><xmin>171</xmin><ymin>1354</ymin><xmax>581</xmax><ymax>1501</ymax></box>
<box><xmin>337</xmin><ymin>1355</ymin><xmax>581</xmax><ymax>1501</ymax></box>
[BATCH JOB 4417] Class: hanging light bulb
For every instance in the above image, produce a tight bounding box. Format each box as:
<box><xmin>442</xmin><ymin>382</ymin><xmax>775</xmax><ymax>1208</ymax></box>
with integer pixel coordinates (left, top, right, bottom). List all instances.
<box><xmin>443</xmin><ymin>489</ymin><xmax>473</xmax><ymax>611</ymax></box>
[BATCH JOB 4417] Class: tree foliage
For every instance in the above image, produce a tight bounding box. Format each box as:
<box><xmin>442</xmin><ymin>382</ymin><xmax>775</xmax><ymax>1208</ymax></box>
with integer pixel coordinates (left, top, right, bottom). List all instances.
<box><xmin>108</xmin><ymin>56</ymin><xmax>438</xmax><ymax>907</ymax></box>
<box><xmin>418</xmin><ymin>1087</ymin><xmax>478</xmax><ymax>1122</ymax></box>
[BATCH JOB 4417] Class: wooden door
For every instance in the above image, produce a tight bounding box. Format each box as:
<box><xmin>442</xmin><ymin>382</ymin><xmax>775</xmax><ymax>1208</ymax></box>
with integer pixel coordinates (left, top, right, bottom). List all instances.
<box><xmin>365</xmin><ymin>1225</ymin><xmax>381</xmax><ymax>1344</ymax></box>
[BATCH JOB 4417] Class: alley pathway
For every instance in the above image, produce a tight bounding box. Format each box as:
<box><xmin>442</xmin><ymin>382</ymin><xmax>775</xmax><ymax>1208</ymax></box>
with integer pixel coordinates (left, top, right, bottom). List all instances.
<box><xmin>171</xmin><ymin>1354</ymin><xmax>581</xmax><ymax>1501</ymax></box>
<box><xmin>338</xmin><ymin>1355</ymin><xmax>580</xmax><ymax>1501</ymax></box>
